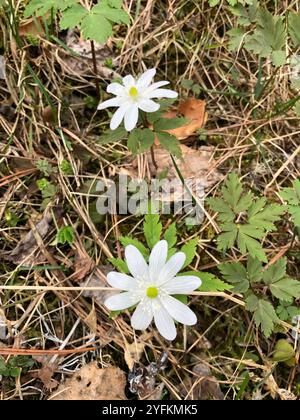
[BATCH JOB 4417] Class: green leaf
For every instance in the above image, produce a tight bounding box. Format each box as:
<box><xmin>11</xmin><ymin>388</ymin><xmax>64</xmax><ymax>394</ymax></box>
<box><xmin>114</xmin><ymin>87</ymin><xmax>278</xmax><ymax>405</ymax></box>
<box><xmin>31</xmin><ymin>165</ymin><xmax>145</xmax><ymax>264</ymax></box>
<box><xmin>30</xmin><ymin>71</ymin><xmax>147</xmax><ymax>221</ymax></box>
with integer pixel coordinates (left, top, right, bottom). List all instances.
<box><xmin>262</xmin><ymin>258</ymin><xmax>287</xmax><ymax>285</ymax></box>
<box><xmin>237</xmin><ymin>226</ymin><xmax>267</xmax><ymax>262</ymax></box>
<box><xmin>217</xmin><ymin>223</ymin><xmax>238</xmax><ymax>251</ymax></box>
<box><xmin>119</xmin><ymin>236</ymin><xmax>149</xmax><ymax>259</ymax></box>
<box><xmin>269</xmin><ymin>278</ymin><xmax>300</xmax><ymax>301</ymax></box>
<box><xmin>248</xmin><ymin>200</ymin><xmax>283</xmax><ymax>231</ymax></box>
<box><xmin>92</xmin><ymin>1</ymin><xmax>130</xmax><ymax>25</ymax></box>
<box><xmin>153</xmin><ymin>117</ymin><xmax>187</xmax><ymax>131</ymax></box>
<box><xmin>249</xmin><ymin>298</ymin><xmax>278</xmax><ymax>337</ymax></box>
<box><xmin>219</xmin><ymin>262</ymin><xmax>249</xmax><ymax>293</ymax></box>
<box><xmin>244</xmin><ymin>8</ymin><xmax>286</xmax><ymax>65</ymax></box>
<box><xmin>187</xmin><ymin>271</ymin><xmax>233</xmax><ymax>292</ymax></box>
<box><xmin>143</xmin><ymin>213</ymin><xmax>162</xmax><ymax>249</ymax></box>
<box><xmin>55</xmin><ymin>226</ymin><xmax>75</xmax><ymax>246</ymax></box>
<box><xmin>128</xmin><ymin>128</ymin><xmax>155</xmax><ymax>154</ymax></box>
<box><xmin>271</xmin><ymin>50</ymin><xmax>286</xmax><ymax>67</ymax></box>
<box><xmin>272</xmin><ymin>339</ymin><xmax>295</xmax><ymax>364</ymax></box>
<box><xmin>60</xmin><ymin>3</ymin><xmax>88</xmax><ymax>30</ymax></box>
<box><xmin>81</xmin><ymin>14</ymin><xmax>113</xmax><ymax>43</ymax></box>
<box><xmin>108</xmin><ymin>257</ymin><xmax>129</xmax><ymax>274</ymax></box>
<box><xmin>164</xmin><ymin>223</ymin><xmax>177</xmax><ymax>249</ymax></box>
<box><xmin>24</xmin><ymin>0</ymin><xmax>76</xmax><ymax>17</ymax></box>
<box><xmin>289</xmin><ymin>10</ymin><xmax>300</xmax><ymax>47</ymax></box>
<box><xmin>181</xmin><ymin>238</ymin><xmax>198</xmax><ymax>268</ymax></box>
<box><xmin>279</xmin><ymin>179</ymin><xmax>300</xmax><ymax>228</ymax></box>
<box><xmin>99</xmin><ymin>127</ymin><xmax>128</xmax><ymax>144</ymax></box>
<box><xmin>228</xmin><ymin>28</ymin><xmax>246</xmax><ymax>51</ymax></box>
<box><xmin>247</xmin><ymin>257</ymin><xmax>263</xmax><ymax>283</ymax></box>
<box><xmin>156</xmin><ymin>132</ymin><xmax>182</xmax><ymax>158</ymax></box>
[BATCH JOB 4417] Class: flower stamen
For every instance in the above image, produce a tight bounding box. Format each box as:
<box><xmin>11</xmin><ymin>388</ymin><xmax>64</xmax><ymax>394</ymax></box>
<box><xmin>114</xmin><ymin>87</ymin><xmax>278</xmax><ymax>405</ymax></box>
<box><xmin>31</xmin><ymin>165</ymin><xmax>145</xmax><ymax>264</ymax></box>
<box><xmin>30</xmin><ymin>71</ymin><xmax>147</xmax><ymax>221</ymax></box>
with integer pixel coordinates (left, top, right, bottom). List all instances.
<box><xmin>146</xmin><ymin>286</ymin><xmax>158</xmax><ymax>299</ymax></box>
<box><xmin>129</xmin><ymin>86</ymin><xmax>138</xmax><ymax>98</ymax></box>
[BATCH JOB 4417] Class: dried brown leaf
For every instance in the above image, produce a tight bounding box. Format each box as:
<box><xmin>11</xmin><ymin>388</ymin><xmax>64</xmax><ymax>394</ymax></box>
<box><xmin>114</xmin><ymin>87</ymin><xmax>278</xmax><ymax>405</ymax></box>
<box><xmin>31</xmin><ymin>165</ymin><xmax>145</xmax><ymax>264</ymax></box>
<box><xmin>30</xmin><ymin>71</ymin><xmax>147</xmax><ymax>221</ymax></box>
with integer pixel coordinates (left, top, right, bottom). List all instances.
<box><xmin>49</xmin><ymin>363</ymin><xmax>126</xmax><ymax>400</ymax></box>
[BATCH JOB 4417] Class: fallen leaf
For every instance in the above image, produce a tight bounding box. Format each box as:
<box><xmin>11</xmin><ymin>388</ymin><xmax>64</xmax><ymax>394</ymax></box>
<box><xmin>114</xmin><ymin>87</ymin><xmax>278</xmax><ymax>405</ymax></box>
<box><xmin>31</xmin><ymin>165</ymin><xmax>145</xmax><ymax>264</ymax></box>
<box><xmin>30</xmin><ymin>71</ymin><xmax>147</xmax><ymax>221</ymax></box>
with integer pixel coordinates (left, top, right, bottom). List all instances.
<box><xmin>179</xmin><ymin>361</ymin><xmax>224</xmax><ymax>400</ymax></box>
<box><xmin>124</xmin><ymin>145</ymin><xmax>222</xmax><ymax>208</ymax></box>
<box><xmin>84</xmin><ymin>302</ymin><xmax>98</xmax><ymax>335</ymax></box>
<box><xmin>3</xmin><ymin>211</ymin><xmax>53</xmax><ymax>266</ymax></box>
<box><xmin>80</xmin><ymin>266</ymin><xmax>115</xmax><ymax>304</ymax></box>
<box><xmin>58</xmin><ymin>30</ymin><xmax>120</xmax><ymax>79</ymax></box>
<box><xmin>31</xmin><ymin>360</ymin><xmax>59</xmax><ymax>390</ymax></box>
<box><xmin>49</xmin><ymin>363</ymin><xmax>126</xmax><ymax>400</ymax></box>
<box><xmin>124</xmin><ymin>339</ymin><xmax>147</xmax><ymax>371</ymax></box>
<box><xmin>70</xmin><ymin>244</ymin><xmax>96</xmax><ymax>282</ymax></box>
<box><xmin>154</xmin><ymin>98</ymin><xmax>207</xmax><ymax>142</ymax></box>
<box><xmin>19</xmin><ymin>18</ymin><xmax>45</xmax><ymax>37</ymax></box>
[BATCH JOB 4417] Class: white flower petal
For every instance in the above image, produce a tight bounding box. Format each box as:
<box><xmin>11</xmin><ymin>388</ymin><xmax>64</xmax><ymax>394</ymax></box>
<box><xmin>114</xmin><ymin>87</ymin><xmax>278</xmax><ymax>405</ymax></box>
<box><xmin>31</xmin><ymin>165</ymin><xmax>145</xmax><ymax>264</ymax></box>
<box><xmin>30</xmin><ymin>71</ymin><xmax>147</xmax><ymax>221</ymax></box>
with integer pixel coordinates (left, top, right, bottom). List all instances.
<box><xmin>137</xmin><ymin>99</ymin><xmax>160</xmax><ymax>113</ymax></box>
<box><xmin>149</xmin><ymin>240</ymin><xmax>168</xmax><ymax>283</ymax></box>
<box><xmin>131</xmin><ymin>299</ymin><xmax>153</xmax><ymax>330</ymax></box>
<box><xmin>125</xmin><ymin>244</ymin><xmax>149</xmax><ymax>279</ymax></box>
<box><xmin>153</xmin><ymin>299</ymin><xmax>177</xmax><ymax>340</ymax></box>
<box><xmin>107</xmin><ymin>83</ymin><xmax>126</xmax><ymax>96</ymax></box>
<box><xmin>162</xmin><ymin>295</ymin><xmax>197</xmax><ymax>325</ymax></box>
<box><xmin>146</xmin><ymin>81</ymin><xmax>170</xmax><ymax>92</ymax></box>
<box><xmin>107</xmin><ymin>272</ymin><xmax>138</xmax><ymax>290</ymax></box>
<box><xmin>162</xmin><ymin>275</ymin><xmax>201</xmax><ymax>294</ymax></box>
<box><xmin>122</xmin><ymin>75</ymin><xmax>135</xmax><ymax>88</ymax></box>
<box><xmin>97</xmin><ymin>97</ymin><xmax>126</xmax><ymax>110</ymax></box>
<box><xmin>124</xmin><ymin>105</ymin><xmax>139</xmax><ymax>131</ymax></box>
<box><xmin>104</xmin><ymin>291</ymin><xmax>140</xmax><ymax>311</ymax></box>
<box><xmin>137</xmin><ymin>68</ymin><xmax>156</xmax><ymax>89</ymax></box>
<box><xmin>110</xmin><ymin>105</ymin><xmax>128</xmax><ymax>130</ymax></box>
<box><xmin>149</xmin><ymin>88</ymin><xmax>178</xmax><ymax>99</ymax></box>
<box><xmin>158</xmin><ymin>252</ymin><xmax>186</xmax><ymax>284</ymax></box>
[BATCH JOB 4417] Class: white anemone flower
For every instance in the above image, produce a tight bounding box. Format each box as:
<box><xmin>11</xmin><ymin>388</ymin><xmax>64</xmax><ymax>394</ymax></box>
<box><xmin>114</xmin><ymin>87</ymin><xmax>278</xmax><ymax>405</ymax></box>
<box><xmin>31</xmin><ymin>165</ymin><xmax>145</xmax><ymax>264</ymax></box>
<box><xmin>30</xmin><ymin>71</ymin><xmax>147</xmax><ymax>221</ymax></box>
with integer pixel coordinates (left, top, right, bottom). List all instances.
<box><xmin>104</xmin><ymin>240</ymin><xmax>201</xmax><ymax>341</ymax></box>
<box><xmin>97</xmin><ymin>68</ymin><xmax>178</xmax><ymax>132</ymax></box>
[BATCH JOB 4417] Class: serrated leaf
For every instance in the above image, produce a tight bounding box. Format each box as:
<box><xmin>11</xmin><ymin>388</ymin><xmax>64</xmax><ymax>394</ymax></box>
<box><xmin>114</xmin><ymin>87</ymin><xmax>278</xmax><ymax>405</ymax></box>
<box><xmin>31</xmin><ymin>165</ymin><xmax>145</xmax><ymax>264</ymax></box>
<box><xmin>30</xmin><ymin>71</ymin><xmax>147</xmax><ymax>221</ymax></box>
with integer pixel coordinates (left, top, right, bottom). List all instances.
<box><xmin>219</xmin><ymin>262</ymin><xmax>249</xmax><ymax>293</ymax></box>
<box><xmin>244</xmin><ymin>8</ymin><xmax>286</xmax><ymax>65</ymax></box>
<box><xmin>60</xmin><ymin>4</ymin><xmax>88</xmax><ymax>30</ymax></box>
<box><xmin>289</xmin><ymin>10</ymin><xmax>300</xmax><ymax>47</ymax></box>
<box><xmin>262</xmin><ymin>258</ymin><xmax>287</xmax><ymax>285</ymax></box>
<box><xmin>228</xmin><ymin>28</ymin><xmax>246</xmax><ymax>51</ymax></box>
<box><xmin>119</xmin><ymin>236</ymin><xmax>149</xmax><ymax>259</ymax></box>
<box><xmin>279</xmin><ymin>179</ymin><xmax>300</xmax><ymax>228</ymax></box>
<box><xmin>164</xmin><ymin>223</ymin><xmax>177</xmax><ymax>249</ymax></box>
<box><xmin>245</xmin><ymin>293</ymin><xmax>259</xmax><ymax>311</ymax></box>
<box><xmin>92</xmin><ymin>1</ymin><xmax>130</xmax><ymax>25</ymax></box>
<box><xmin>248</xmin><ymin>202</ymin><xmax>283</xmax><ymax>231</ymax></box>
<box><xmin>217</xmin><ymin>223</ymin><xmax>238</xmax><ymax>251</ymax></box>
<box><xmin>128</xmin><ymin>128</ymin><xmax>154</xmax><ymax>154</ymax></box>
<box><xmin>180</xmin><ymin>271</ymin><xmax>232</xmax><ymax>292</ymax></box>
<box><xmin>156</xmin><ymin>132</ymin><xmax>182</xmax><ymax>158</ymax></box>
<box><xmin>108</xmin><ymin>257</ymin><xmax>129</xmax><ymax>274</ymax></box>
<box><xmin>247</xmin><ymin>257</ymin><xmax>263</xmax><ymax>283</ymax></box>
<box><xmin>181</xmin><ymin>238</ymin><xmax>198</xmax><ymax>268</ymax></box>
<box><xmin>271</xmin><ymin>50</ymin><xmax>286</xmax><ymax>67</ymax></box>
<box><xmin>237</xmin><ymin>228</ymin><xmax>267</xmax><ymax>262</ymax></box>
<box><xmin>81</xmin><ymin>14</ymin><xmax>113</xmax><ymax>43</ymax></box>
<box><xmin>206</xmin><ymin>197</ymin><xmax>235</xmax><ymax>222</ymax></box>
<box><xmin>99</xmin><ymin>127</ymin><xmax>127</xmax><ymax>144</ymax></box>
<box><xmin>269</xmin><ymin>278</ymin><xmax>300</xmax><ymax>301</ymax></box>
<box><xmin>252</xmin><ymin>299</ymin><xmax>278</xmax><ymax>337</ymax></box>
<box><xmin>24</xmin><ymin>0</ymin><xmax>77</xmax><ymax>17</ymax></box>
<box><xmin>153</xmin><ymin>117</ymin><xmax>187</xmax><ymax>131</ymax></box>
<box><xmin>143</xmin><ymin>213</ymin><xmax>162</xmax><ymax>249</ymax></box>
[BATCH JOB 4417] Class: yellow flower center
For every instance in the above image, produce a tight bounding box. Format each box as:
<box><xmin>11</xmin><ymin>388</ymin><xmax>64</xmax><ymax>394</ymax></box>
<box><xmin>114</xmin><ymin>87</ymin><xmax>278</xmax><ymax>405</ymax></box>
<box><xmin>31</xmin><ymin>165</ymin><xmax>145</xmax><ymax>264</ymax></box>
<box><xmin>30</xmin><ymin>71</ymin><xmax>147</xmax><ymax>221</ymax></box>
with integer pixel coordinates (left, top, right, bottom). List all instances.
<box><xmin>146</xmin><ymin>286</ymin><xmax>158</xmax><ymax>299</ymax></box>
<box><xmin>129</xmin><ymin>86</ymin><xmax>138</xmax><ymax>98</ymax></box>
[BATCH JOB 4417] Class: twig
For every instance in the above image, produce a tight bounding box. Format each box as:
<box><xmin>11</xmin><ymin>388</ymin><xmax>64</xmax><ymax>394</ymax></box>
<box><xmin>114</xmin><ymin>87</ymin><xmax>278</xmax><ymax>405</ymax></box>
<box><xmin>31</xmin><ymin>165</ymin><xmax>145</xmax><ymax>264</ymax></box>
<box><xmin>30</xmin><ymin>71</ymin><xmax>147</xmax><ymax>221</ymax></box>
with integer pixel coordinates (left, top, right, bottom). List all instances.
<box><xmin>90</xmin><ymin>40</ymin><xmax>100</xmax><ymax>100</ymax></box>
